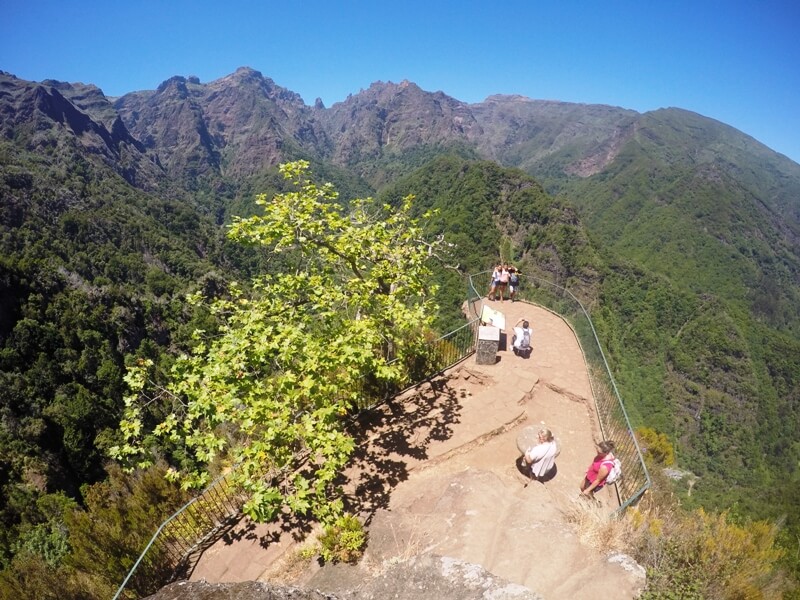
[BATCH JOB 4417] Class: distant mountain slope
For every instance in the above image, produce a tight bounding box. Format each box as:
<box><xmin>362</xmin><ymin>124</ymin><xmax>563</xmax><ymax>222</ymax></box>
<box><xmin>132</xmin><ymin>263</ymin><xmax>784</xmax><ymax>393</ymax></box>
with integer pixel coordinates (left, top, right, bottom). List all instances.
<box><xmin>563</xmin><ymin>108</ymin><xmax>800</xmax><ymax>331</ymax></box>
<box><xmin>0</xmin><ymin>72</ymin><xmax>163</xmax><ymax>190</ymax></box>
<box><xmin>0</xmin><ymin>72</ymin><xmax>241</xmax><ymax>557</ymax></box>
<box><xmin>470</xmin><ymin>94</ymin><xmax>639</xmax><ymax>178</ymax></box>
<box><xmin>1</xmin><ymin>67</ymin><xmax>799</xmax><ymax>584</ymax></box>
<box><xmin>114</xmin><ymin>67</ymin><xmax>328</xmax><ymax>183</ymax></box>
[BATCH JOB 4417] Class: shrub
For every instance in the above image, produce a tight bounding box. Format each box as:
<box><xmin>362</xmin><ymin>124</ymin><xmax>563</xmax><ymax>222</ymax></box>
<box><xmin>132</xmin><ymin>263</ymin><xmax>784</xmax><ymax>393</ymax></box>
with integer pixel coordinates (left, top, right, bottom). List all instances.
<box><xmin>636</xmin><ymin>427</ymin><xmax>675</xmax><ymax>466</ymax></box>
<box><xmin>629</xmin><ymin>502</ymin><xmax>791</xmax><ymax>599</ymax></box>
<box><xmin>318</xmin><ymin>514</ymin><xmax>366</xmax><ymax>564</ymax></box>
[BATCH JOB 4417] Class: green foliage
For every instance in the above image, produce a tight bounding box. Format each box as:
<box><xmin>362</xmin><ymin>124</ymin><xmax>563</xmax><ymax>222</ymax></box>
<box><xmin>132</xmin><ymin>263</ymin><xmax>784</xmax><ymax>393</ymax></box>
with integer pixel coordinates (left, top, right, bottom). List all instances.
<box><xmin>0</xmin><ymin>464</ymin><xmax>188</xmax><ymax>600</ymax></box>
<box><xmin>0</xmin><ymin>140</ymin><xmax>243</xmax><ymax>569</ymax></box>
<box><xmin>378</xmin><ymin>155</ymin><xmax>601</xmax><ymax>330</ymax></box>
<box><xmin>636</xmin><ymin>427</ymin><xmax>675</xmax><ymax>467</ymax></box>
<box><xmin>631</xmin><ymin>506</ymin><xmax>790</xmax><ymax>599</ymax></box>
<box><xmin>64</xmin><ymin>464</ymin><xmax>189</xmax><ymax>599</ymax></box>
<box><xmin>2</xmin><ymin>95</ymin><xmax>800</xmax><ymax>594</ymax></box>
<box><xmin>114</xmin><ymin>161</ymin><xmax>442</xmax><ymax>524</ymax></box>
<box><xmin>564</xmin><ymin>111</ymin><xmax>800</xmax><ymax>334</ymax></box>
<box><xmin>317</xmin><ymin>513</ymin><xmax>366</xmax><ymax>564</ymax></box>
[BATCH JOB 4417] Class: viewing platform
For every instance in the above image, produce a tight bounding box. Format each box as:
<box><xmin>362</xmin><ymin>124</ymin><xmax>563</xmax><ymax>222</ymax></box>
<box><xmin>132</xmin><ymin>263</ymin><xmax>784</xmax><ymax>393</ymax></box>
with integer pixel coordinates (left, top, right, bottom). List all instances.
<box><xmin>183</xmin><ymin>299</ymin><xmax>645</xmax><ymax>599</ymax></box>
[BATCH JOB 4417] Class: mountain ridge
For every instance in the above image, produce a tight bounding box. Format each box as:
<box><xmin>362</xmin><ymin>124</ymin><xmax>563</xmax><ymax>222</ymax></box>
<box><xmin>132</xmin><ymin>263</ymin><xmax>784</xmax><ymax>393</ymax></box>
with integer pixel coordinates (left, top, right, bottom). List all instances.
<box><xmin>1</xmin><ymin>66</ymin><xmax>799</xmax><ymax>595</ymax></box>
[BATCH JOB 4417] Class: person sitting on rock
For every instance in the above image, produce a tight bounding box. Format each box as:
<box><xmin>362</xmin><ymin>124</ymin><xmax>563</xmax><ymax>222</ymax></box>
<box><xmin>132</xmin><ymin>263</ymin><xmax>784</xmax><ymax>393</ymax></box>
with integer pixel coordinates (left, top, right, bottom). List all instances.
<box><xmin>522</xmin><ymin>428</ymin><xmax>559</xmax><ymax>481</ymax></box>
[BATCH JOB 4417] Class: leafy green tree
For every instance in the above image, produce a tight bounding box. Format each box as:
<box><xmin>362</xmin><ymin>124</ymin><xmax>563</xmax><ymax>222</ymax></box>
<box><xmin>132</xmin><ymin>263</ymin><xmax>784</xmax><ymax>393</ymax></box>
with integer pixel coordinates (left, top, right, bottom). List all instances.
<box><xmin>113</xmin><ymin>161</ymin><xmax>441</xmax><ymax>525</ymax></box>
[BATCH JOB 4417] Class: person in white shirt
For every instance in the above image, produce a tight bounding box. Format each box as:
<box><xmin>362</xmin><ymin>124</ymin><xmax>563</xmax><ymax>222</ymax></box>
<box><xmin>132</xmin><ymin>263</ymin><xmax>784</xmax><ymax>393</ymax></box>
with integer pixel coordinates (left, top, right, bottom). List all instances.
<box><xmin>522</xmin><ymin>428</ymin><xmax>559</xmax><ymax>481</ymax></box>
<box><xmin>512</xmin><ymin>318</ymin><xmax>532</xmax><ymax>357</ymax></box>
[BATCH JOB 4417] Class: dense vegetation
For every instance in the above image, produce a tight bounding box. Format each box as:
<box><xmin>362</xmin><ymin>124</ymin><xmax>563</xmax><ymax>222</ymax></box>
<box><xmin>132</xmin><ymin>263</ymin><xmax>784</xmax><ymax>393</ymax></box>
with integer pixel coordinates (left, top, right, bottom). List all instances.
<box><xmin>1</xmin><ymin>114</ymin><xmax>798</xmax><ymax>596</ymax></box>
<box><xmin>0</xmin><ymin>140</ymin><xmax>236</xmax><ymax>579</ymax></box>
<box><xmin>546</xmin><ymin>114</ymin><xmax>800</xmax><ymax>584</ymax></box>
<box><xmin>114</xmin><ymin>161</ymin><xmax>444</xmax><ymax>526</ymax></box>
<box><xmin>378</xmin><ymin>156</ymin><xmax>602</xmax><ymax>330</ymax></box>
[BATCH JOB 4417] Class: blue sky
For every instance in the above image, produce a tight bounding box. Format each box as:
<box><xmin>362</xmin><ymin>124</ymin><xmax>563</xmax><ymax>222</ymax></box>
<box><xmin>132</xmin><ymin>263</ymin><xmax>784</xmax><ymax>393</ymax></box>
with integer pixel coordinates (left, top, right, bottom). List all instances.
<box><xmin>2</xmin><ymin>0</ymin><xmax>799</xmax><ymax>163</ymax></box>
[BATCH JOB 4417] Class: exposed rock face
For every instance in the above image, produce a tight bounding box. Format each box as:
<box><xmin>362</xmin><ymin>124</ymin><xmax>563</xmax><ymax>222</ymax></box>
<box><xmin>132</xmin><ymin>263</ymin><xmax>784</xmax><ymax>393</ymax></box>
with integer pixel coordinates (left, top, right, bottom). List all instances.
<box><xmin>105</xmin><ymin>70</ymin><xmax>641</xmax><ymax>188</ymax></box>
<box><xmin>0</xmin><ymin>71</ymin><xmax>162</xmax><ymax>189</ymax></box>
<box><xmin>469</xmin><ymin>95</ymin><xmax>638</xmax><ymax>176</ymax></box>
<box><xmin>321</xmin><ymin>80</ymin><xmax>483</xmax><ymax>166</ymax></box>
<box><xmin>145</xmin><ymin>554</ymin><xmax>543</xmax><ymax>600</ymax></box>
<box><xmin>7</xmin><ymin>66</ymin><xmax>796</xmax><ymax>204</ymax></box>
<box><xmin>114</xmin><ymin>67</ymin><xmax>329</xmax><ymax>181</ymax></box>
<box><xmin>145</xmin><ymin>580</ymin><xmax>338</xmax><ymax>600</ymax></box>
<box><xmin>306</xmin><ymin>553</ymin><xmax>543</xmax><ymax>600</ymax></box>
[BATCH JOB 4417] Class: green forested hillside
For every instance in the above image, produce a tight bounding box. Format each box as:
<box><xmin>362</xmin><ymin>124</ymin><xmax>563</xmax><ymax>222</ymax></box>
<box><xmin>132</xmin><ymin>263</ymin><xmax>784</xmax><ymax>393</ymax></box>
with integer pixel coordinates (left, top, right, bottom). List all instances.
<box><xmin>373</xmin><ymin>153</ymin><xmax>800</xmax><ymax>583</ymax></box>
<box><xmin>0</xmin><ymin>140</ymin><xmax>239</xmax><ymax>568</ymax></box>
<box><xmin>377</xmin><ymin>156</ymin><xmax>602</xmax><ymax>330</ymax></box>
<box><xmin>564</xmin><ymin>108</ymin><xmax>800</xmax><ymax>333</ymax></box>
<box><xmin>527</xmin><ymin>108</ymin><xmax>800</xmax><ymax>579</ymax></box>
<box><xmin>2</xmin><ymin>70</ymin><xmax>799</xmax><ymax>595</ymax></box>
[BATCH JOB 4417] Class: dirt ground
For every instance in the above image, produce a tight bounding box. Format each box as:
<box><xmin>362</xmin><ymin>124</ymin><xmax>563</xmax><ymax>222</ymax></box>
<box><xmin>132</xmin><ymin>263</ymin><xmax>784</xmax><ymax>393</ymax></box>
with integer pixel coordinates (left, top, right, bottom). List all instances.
<box><xmin>189</xmin><ymin>300</ymin><xmax>646</xmax><ymax>599</ymax></box>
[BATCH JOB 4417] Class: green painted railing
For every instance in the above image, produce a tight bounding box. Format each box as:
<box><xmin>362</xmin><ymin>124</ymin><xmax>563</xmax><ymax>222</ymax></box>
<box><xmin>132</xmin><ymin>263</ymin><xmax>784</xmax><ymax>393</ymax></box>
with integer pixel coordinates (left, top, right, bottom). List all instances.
<box><xmin>467</xmin><ymin>270</ymin><xmax>651</xmax><ymax>512</ymax></box>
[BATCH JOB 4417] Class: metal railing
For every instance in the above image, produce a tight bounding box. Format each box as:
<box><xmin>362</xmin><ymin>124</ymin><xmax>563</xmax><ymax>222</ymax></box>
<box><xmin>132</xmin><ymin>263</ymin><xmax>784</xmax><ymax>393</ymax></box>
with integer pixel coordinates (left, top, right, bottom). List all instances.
<box><xmin>113</xmin><ymin>320</ymin><xmax>479</xmax><ymax>599</ymax></box>
<box><xmin>116</xmin><ymin>271</ymin><xmax>649</xmax><ymax>597</ymax></box>
<box><xmin>467</xmin><ymin>270</ymin><xmax>651</xmax><ymax>512</ymax></box>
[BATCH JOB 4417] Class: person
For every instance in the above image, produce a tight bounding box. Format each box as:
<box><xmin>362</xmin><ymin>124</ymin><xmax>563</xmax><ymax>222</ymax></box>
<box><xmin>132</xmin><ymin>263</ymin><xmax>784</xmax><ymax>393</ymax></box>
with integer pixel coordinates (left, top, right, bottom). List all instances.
<box><xmin>496</xmin><ymin>264</ymin><xmax>510</xmax><ymax>302</ymax></box>
<box><xmin>508</xmin><ymin>266</ymin><xmax>520</xmax><ymax>302</ymax></box>
<box><xmin>522</xmin><ymin>428</ymin><xmax>559</xmax><ymax>481</ymax></box>
<box><xmin>511</xmin><ymin>318</ymin><xmax>532</xmax><ymax>357</ymax></box>
<box><xmin>580</xmin><ymin>440</ymin><xmax>616</xmax><ymax>499</ymax></box>
<box><xmin>488</xmin><ymin>264</ymin><xmax>501</xmax><ymax>300</ymax></box>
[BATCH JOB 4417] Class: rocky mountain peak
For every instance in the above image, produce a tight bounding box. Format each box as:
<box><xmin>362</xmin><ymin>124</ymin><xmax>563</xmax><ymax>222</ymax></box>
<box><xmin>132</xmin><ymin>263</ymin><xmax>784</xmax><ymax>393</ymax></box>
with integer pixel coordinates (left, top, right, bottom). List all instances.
<box><xmin>0</xmin><ymin>72</ymin><xmax>161</xmax><ymax>189</ymax></box>
<box><xmin>156</xmin><ymin>75</ymin><xmax>191</xmax><ymax>96</ymax></box>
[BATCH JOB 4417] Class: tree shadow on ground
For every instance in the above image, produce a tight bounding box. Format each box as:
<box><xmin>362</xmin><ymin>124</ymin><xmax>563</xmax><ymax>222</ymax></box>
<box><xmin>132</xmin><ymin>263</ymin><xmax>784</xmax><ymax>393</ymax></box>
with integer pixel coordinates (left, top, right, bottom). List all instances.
<box><xmin>338</xmin><ymin>373</ymin><xmax>465</xmax><ymax>524</ymax></box>
<box><xmin>181</xmin><ymin>369</ymin><xmax>470</xmax><ymax>578</ymax></box>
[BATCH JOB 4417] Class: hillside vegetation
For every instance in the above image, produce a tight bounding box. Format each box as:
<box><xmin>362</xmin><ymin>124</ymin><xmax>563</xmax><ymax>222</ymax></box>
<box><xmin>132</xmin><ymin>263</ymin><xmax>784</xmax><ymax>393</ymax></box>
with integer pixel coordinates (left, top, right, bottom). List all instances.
<box><xmin>1</xmin><ymin>69</ymin><xmax>799</xmax><ymax>596</ymax></box>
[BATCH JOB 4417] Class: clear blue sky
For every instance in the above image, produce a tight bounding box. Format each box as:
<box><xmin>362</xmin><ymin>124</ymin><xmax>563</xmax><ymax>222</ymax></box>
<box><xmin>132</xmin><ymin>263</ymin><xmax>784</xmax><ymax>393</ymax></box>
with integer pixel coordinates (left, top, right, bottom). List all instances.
<box><xmin>2</xmin><ymin>0</ymin><xmax>799</xmax><ymax>163</ymax></box>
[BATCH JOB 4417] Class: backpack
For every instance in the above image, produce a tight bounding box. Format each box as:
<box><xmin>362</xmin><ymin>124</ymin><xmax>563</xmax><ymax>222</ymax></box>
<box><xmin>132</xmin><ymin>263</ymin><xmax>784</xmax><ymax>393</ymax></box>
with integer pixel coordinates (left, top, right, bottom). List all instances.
<box><xmin>604</xmin><ymin>458</ymin><xmax>622</xmax><ymax>484</ymax></box>
<box><xmin>521</xmin><ymin>328</ymin><xmax>531</xmax><ymax>349</ymax></box>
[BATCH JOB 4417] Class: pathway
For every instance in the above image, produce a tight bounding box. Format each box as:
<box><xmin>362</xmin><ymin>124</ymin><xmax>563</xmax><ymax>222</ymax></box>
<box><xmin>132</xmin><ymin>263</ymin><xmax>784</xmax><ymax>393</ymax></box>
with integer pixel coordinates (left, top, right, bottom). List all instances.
<box><xmin>187</xmin><ymin>300</ymin><xmax>645</xmax><ymax>599</ymax></box>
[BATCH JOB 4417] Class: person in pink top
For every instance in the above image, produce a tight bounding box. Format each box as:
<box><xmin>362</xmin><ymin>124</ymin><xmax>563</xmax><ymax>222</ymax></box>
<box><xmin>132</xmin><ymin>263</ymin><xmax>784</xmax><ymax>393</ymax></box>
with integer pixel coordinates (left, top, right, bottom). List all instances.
<box><xmin>580</xmin><ymin>440</ymin><xmax>616</xmax><ymax>498</ymax></box>
<box><xmin>496</xmin><ymin>264</ymin><xmax>510</xmax><ymax>302</ymax></box>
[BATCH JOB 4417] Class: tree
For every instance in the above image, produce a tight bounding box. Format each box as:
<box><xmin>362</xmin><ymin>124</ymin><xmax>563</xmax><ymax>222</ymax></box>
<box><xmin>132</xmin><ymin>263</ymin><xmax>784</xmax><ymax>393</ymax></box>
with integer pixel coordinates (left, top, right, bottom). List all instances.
<box><xmin>112</xmin><ymin>161</ymin><xmax>441</xmax><ymax>524</ymax></box>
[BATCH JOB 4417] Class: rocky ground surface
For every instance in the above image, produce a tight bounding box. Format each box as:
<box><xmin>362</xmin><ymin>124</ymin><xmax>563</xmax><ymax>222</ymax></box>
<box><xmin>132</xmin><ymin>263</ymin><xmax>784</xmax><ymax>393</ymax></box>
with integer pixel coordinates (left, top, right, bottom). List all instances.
<box><xmin>162</xmin><ymin>301</ymin><xmax>646</xmax><ymax>600</ymax></box>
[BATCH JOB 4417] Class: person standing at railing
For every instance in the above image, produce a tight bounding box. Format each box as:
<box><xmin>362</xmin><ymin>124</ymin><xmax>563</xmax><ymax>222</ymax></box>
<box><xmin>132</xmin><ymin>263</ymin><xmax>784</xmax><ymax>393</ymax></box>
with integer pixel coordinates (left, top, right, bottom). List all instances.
<box><xmin>488</xmin><ymin>264</ymin><xmax>501</xmax><ymax>300</ymax></box>
<box><xmin>580</xmin><ymin>440</ymin><xmax>616</xmax><ymax>500</ymax></box>
<box><xmin>508</xmin><ymin>266</ymin><xmax>519</xmax><ymax>302</ymax></box>
<box><xmin>496</xmin><ymin>264</ymin><xmax>510</xmax><ymax>302</ymax></box>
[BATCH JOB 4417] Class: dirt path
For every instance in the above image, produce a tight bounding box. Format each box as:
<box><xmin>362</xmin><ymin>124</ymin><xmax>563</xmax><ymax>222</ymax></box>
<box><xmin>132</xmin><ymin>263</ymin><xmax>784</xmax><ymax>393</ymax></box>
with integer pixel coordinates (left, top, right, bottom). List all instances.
<box><xmin>189</xmin><ymin>300</ymin><xmax>645</xmax><ymax>599</ymax></box>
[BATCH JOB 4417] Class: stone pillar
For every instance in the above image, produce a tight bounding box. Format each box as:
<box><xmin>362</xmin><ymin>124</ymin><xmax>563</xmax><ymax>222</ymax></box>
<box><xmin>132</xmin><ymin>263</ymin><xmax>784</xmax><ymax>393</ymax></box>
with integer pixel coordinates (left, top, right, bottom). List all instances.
<box><xmin>476</xmin><ymin>325</ymin><xmax>500</xmax><ymax>365</ymax></box>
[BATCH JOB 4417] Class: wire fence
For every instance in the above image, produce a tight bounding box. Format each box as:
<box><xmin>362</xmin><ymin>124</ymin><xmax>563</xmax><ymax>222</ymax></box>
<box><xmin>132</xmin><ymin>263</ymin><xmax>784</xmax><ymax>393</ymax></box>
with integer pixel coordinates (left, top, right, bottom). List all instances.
<box><xmin>115</xmin><ymin>271</ymin><xmax>648</xmax><ymax>598</ymax></box>
<box><xmin>113</xmin><ymin>319</ymin><xmax>479</xmax><ymax>599</ymax></box>
<box><xmin>467</xmin><ymin>270</ymin><xmax>651</xmax><ymax>511</ymax></box>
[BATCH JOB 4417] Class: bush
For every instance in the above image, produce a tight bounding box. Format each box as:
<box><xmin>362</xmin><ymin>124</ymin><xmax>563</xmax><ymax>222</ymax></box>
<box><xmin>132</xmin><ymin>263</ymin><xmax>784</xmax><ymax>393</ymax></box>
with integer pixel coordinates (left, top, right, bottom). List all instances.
<box><xmin>318</xmin><ymin>514</ymin><xmax>366</xmax><ymax>564</ymax></box>
<box><xmin>636</xmin><ymin>427</ymin><xmax>675</xmax><ymax>466</ymax></box>
<box><xmin>629</xmin><ymin>502</ymin><xmax>791</xmax><ymax>599</ymax></box>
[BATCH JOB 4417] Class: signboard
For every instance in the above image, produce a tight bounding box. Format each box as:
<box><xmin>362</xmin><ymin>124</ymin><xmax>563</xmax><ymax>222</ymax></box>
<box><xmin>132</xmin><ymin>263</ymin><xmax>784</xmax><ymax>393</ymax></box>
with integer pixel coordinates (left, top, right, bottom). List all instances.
<box><xmin>480</xmin><ymin>304</ymin><xmax>506</xmax><ymax>330</ymax></box>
